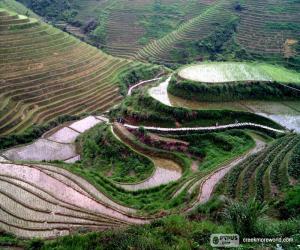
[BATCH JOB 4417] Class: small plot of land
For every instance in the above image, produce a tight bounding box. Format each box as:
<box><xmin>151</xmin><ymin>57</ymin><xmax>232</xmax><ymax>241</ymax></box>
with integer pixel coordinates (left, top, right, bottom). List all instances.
<box><xmin>2</xmin><ymin>116</ymin><xmax>104</xmax><ymax>162</ymax></box>
<box><xmin>3</xmin><ymin>139</ymin><xmax>77</xmax><ymax>162</ymax></box>
<box><xmin>47</xmin><ymin>127</ymin><xmax>80</xmax><ymax>144</ymax></box>
<box><xmin>117</xmin><ymin>156</ymin><xmax>182</xmax><ymax>191</ymax></box>
<box><xmin>178</xmin><ymin>62</ymin><xmax>300</xmax><ymax>83</ymax></box>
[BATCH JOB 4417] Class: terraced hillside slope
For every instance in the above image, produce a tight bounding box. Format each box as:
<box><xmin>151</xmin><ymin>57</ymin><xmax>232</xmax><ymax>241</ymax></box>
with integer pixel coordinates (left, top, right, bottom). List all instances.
<box><xmin>14</xmin><ymin>0</ymin><xmax>220</xmax><ymax>59</ymax></box>
<box><xmin>236</xmin><ymin>0</ymin><xmax>300</xmax><ymax>68</ymax></box>
<box><xmin>135</xmin><ymin>0</ymin><xmax>300</xmax><ymax>68</ymax></box>
<box><xmin>222</xmin><ymin>134</ymin><xmax>300</xmax><ymax>202</ymax></box>
<box><xmin>15</xmin><ymin>0</ymin><xmax>300</xmax><ymax>68</ymax></box>
<box><xmin>0</xmin><ymin>8</ymin><xmax>139</xmax><ymax>135</ymax></box>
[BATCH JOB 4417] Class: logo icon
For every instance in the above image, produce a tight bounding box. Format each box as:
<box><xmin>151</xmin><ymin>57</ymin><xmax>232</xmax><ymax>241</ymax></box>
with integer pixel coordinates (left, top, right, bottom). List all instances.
<box><xmin>210</xmin><ymin>234</ymin><xmax>240</xmax><ymax>248</ymax></box>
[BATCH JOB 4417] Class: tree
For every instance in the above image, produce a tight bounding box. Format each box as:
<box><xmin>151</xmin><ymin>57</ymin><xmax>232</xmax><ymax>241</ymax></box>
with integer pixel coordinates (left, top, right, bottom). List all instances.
<box><xmin>223</xmin><ymin>198</ymin><xmax>268</xmax><ymax>238</ymax></box>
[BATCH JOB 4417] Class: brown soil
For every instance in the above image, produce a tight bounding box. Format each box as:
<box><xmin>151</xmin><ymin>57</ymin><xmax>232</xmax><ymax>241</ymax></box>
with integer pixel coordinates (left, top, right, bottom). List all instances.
<box><xmin>283</xmin><ymin>39</ymin><xmax>298</xmax><ymax>58</ymax></box>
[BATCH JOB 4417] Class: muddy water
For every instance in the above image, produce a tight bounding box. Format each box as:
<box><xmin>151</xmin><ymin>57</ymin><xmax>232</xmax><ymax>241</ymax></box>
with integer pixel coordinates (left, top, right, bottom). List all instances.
<box><xmin>148</xmin><ymin>79</ymin><xmax>300</xmax><ymax>132</ymax></box>
<box><xmin>118</xmin><ymin>157</ymin><xmax>182</xmax><ymax>191</ymax></box>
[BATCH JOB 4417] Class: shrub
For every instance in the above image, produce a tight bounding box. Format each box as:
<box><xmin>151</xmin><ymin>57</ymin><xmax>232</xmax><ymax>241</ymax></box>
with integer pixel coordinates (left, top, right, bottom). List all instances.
<box><xmin>223</xmin><ymin>198</ymin><xmax>268</xmax><ymax>238</ymax></box>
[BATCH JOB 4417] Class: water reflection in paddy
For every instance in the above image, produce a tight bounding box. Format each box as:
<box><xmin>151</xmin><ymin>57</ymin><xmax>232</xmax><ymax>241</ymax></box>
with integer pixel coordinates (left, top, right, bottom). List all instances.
<box><xmin>149</xmin><ymin>78</ymin><xmax>300</xmax><ymax>132</ymax></box>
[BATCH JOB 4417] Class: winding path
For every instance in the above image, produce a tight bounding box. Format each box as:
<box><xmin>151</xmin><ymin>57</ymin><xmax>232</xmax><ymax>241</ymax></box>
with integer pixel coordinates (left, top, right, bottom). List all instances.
<box><xmin>124</xmin><ymin>122</ymin><xmax>285</xmax><ymax>134</ymax></box>
<box><xmin>186</xmin><ymin>138</ymin><xmax>266</xmax><ymax>211</ymax></box>
<box><xmin>127</xmin><ymin>77</ymin><xmax>161</xmax><ymax>96</ymax></box>
<box><xmin>111</xmin><ymin>126</ymin><xmax>182</xmax><ymax>191</ymax></box>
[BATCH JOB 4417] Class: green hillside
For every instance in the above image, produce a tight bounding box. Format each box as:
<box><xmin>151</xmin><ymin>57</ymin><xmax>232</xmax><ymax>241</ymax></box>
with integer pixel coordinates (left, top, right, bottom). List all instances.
<box><xmin>0</xmin><ymin>7</ymin><xmax>157</xmax><ymax>135</ymax></box>
<box><xmin>14</xmin><ymin>0</ymin><xmax>300</xmax><ymax>69</ymax></box>
<box><xmin>0</xmin><ymin>0</ymin><xmax>299</xmax><ymax>249</ymax></box>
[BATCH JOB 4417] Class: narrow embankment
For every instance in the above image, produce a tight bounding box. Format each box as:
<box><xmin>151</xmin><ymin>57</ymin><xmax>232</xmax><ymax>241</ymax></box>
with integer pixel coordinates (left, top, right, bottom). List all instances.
<box><xmin>186</xmin><ymin>138</ymin><xmax>266</xmax><ymax>212</ymax></box>
<box><xmin>111</xmin><ymin>125</ymin><xmax>182</xmax><ymax>191</ymax></box>
<box><xmin>124</xmin><ymin>123</ymin><xmax>285</xmax><ymax>134</ymax></box>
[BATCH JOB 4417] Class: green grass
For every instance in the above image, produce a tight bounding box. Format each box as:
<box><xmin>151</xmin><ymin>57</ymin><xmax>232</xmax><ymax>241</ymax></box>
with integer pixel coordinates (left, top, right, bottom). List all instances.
<box><xmin>46</xmin><ymin>126</ymin><xmax>255</xmax><ymax>214</ymax></box>
<box><xmin>77</xmin><ymin>123</ymin><xmax>155</xmax><ymax>184</ymax></box>
<box><xmin>170</xmin><ymin>130</ymin><xmax>255</xmax><ymax>173</ymax></box>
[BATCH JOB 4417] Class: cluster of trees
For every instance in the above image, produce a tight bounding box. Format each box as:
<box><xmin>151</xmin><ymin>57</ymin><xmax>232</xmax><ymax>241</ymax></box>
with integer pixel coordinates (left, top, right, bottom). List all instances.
<box><xmin>18</xmin><ymin>0</ymin><xmax>77</xmax><ymax>22</ymax></box>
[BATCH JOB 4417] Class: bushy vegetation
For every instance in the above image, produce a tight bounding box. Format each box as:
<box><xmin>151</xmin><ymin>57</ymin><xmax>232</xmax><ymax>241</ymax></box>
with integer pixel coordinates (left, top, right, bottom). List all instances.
<box><xmin>2</xmin><ymin>198</ymin><xmax>298</xmax><ymax>250</ymax></box>
<box><xmin>17</xmin><ymin>0</ymin><xmax>76</xmax><ymax>22</ymax></box>
<box><xmin>112</xmin><ymin>90</ymin><xmax>283</xmax><ymax>131</ymax></box>
<box><xmin>78</xmin><ymin>124</ymin><xmax>154</xmax><ymax>183</ymax></box>
<box><xmin>223</xmin><ymin>198</ymin><xmax>268</xmax><ymax>238</ymax></box>
<box><xmin>288</xmin><ymin>141</ymin><xmax>300</xmax><ymax>180</ymax></box>
<box><xmin>223</xmin><ymin>134</ymin><xmax>300</xmax><ymax>203</ymax></box>
<box><xmin>169</xmin><ymin>76</ymin><xmax>300</xmax><ymax>102</ymax></box>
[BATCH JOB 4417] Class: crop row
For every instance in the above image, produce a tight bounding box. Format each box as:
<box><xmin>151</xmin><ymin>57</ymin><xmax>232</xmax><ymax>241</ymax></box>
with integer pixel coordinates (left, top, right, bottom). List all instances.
<box><xmin>0</xmin><ymin>10</ymin><xmax>136</xmax><ymax>135</ymax></box>
<box><xmin>224</xmin><ymin>134</ymin><xmax>299</xmax><ymax>202</ymax></box>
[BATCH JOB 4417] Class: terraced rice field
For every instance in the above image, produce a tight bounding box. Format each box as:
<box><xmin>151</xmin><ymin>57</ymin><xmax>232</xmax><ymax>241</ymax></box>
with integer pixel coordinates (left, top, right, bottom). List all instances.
<box><xmin>85</xmin><ymin>0</ymin><xmax>210</xmax><ymax>59</ymax></box>
<box><xmin>0</xmin><ymin>162</ymin><xmax>146</xmax><ymax>238</ymax></box>
<box><xmin>236</xmin><ymin>0</ymin><xmax>300</xmax><ymax>68</ymax></box>
<box><xmin>135</xmin><ymin>1</ymin><xmax>234</xmax><ymax>63</ymax></box>
<box><xmin>223</xmin><ymin>134</ymin><xmax>300</xmax><ymax>202</ymax></box>
<box><xmin>148</xmin><ymin>77</ymin><xmax>300</xmax><ymax>131</ymax></box>
<box><xmin>1</xmin><ymin>115</ymin><xmax>105</xmax><ymax>162</ymax></box>
<box><xmin>177</xmin><ymin>62</ymin><xmax>300</xmax><ymax>83</ymax></box>
<box><xmin>0</xmin><ymin>8</ymin><xmax>137</xmax><ymax>135</ymax></box>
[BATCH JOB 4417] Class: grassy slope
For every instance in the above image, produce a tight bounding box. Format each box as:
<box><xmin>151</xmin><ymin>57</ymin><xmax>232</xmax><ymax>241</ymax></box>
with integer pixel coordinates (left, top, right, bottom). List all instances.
<box><xmin>77</xmin><ymin>123</ymin><xmax>155</xmax><ymax>183</ymax></box>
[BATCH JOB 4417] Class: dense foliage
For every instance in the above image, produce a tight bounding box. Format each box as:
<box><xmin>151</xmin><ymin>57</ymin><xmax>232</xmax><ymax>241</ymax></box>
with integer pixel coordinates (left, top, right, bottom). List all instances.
<box><xmin>288</xmin><ymin>141</ymin><xmax>300</xmax><ymax>180</ymax></box>
<box><xmin>168</xmin><ymin>76</ymin><xmax>300</xmax><ymax>102</ymax></box>
<box><xmin>113</xmin><ymin>91</ymin><xmax>283</xmax><ymax>132</ymax></box>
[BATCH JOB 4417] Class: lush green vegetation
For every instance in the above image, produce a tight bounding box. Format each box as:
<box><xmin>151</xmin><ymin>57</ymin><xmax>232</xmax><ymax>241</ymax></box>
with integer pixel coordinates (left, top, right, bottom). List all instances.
<box><xmin>1</xmin><ymin>1</ymin><xmax>299</xmax><ymax>248</ymax></box>
<box><xmin>167</xmin><ymin>130</ymin><xmax>255</xmax><ymax>172</ymax></box>
<box><xmin>222</xmin><ymin>134</ymin><xmax>300</xmax><ymax>202</ymax></box>
<box><xmin>111</xmin><ymin>90</ymin><xmax>283</xmax><ymax>131</ymax></box>
<box><xmin>2</xmin><ymin>197</ymin><xmax>299</xmax><ymax>250</ymax></box>
<box><xmin>78</xmin><ymin>124</ymin><xmax>155</xmax><ymax>183</ymax></box>
<box><xmin>169</xmin><ymin>76</ymin><xmax>300</xmax><ymax>102</ymax></box>
<box><xmin>288</xmin><ymin>141</ymin><xmax>300</xmax><ymax>180</ymax></box>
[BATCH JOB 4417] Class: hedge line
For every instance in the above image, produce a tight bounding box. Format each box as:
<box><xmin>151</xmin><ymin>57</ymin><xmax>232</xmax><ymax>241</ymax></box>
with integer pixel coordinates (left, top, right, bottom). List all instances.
<box><xmin>168</xmin><ymin>75</ymin><xmax>300</xmax><ymax>102</ymax></box>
